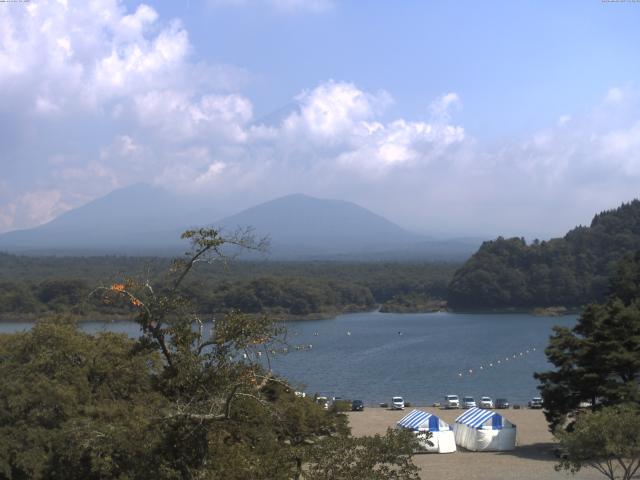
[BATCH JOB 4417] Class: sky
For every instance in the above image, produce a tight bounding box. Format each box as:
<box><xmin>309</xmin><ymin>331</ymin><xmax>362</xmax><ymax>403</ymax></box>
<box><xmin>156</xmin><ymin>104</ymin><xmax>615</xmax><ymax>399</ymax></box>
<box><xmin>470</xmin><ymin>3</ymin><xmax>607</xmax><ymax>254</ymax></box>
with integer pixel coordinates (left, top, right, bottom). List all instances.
<box><xmin>1</xmin><ymin>0</ymin><xmax>640</xmax><ymax>238</ymax></box>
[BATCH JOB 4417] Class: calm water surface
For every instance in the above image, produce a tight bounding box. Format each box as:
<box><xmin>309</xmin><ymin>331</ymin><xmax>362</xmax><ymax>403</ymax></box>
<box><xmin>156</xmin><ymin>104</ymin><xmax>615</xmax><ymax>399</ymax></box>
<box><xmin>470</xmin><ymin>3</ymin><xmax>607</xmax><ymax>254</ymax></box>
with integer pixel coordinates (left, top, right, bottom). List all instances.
<box><xmin>0</xmin><ymin>311</ymin><xmax>576</xmax><ymax>405</ymax></box>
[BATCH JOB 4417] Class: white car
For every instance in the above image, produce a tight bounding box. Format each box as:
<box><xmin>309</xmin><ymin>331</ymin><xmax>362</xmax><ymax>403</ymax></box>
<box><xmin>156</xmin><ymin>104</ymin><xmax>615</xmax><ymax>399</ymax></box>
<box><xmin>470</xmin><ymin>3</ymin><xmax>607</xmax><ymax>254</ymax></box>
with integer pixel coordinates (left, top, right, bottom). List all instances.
<box><xmin>479</xmin><ymin>396</ymin><xmax>494</xmax><ymax>409</ymax></box>
<box><xmin>528</xmin><ymin>397</ymin><xmax>543</xmax><ymax>409</ymax></box>
<box><xmin>316</xmin><ymin>396</ymin><xmax>329</xmax><ymax>409</ymax></box>
<box><xmin>391</xmin><ymin>396</ymin><xmax>405</xmax><ymax>410</ymax></box>
<box><xmin>462</xmin><ymin>396</ymin><xmax>476</xmax><ymax>408</ymax></box>
<box><xmin>444</xmin><ymin>394</ymin><xmax>460</xmax><ymax>409</ymax></box>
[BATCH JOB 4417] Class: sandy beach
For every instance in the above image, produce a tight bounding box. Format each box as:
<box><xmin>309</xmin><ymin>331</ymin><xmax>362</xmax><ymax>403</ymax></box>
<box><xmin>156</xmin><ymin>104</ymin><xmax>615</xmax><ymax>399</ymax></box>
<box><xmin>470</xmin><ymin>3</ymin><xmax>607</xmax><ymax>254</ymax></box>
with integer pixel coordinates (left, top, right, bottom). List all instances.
<box><xmin>347</xmin><ymin>407</ymin><xmax>602</xmax><ymax>480</ymax></box>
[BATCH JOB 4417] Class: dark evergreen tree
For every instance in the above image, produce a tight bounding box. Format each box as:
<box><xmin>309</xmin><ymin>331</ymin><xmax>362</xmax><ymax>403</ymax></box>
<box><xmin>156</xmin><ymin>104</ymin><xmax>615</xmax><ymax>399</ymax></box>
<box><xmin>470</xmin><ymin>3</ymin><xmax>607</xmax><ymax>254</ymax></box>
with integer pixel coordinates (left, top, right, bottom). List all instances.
<box><xmin>535</xmin><ymin>252</ymin><xmax>640</xmax><ymax>431</ymax></box>
<box><xmin>449</xmin><ymin>200</ymin><xmax>640</xmax><ymax>310</ymax></box>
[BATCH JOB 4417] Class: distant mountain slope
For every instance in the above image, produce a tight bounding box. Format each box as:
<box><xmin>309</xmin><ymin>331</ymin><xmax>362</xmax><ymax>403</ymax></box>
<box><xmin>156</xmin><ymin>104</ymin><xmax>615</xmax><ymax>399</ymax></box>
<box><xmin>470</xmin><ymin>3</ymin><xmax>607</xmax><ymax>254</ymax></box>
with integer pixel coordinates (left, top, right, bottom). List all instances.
<box><xmin>0</xmin><ymin>186</ymin><xmax>479</xmax><ymax>260</ymax></box>
<box><xmin>447</xmin><ymin>200</ymin><xmax>640</xmax><ymax>309</ymax></box>
<box><xmin>0</xmin><ymin>184</ymin><xmax>215</xmax><ymax>254</ymax></box>
<box><xmin>216</xmin><ymin>194</ymin><xmax>423</xmax><ymax>255</ymax></box>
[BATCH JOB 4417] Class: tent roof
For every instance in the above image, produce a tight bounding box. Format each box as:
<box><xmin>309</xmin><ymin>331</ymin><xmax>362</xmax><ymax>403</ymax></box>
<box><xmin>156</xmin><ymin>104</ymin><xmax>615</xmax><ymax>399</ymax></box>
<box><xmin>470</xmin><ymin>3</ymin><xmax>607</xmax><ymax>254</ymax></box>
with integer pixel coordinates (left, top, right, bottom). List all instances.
<box><xmin>397</xmin><ymin>409</ymin><xmax>449</xmax><ymax>431</ymax></box>
<box><xmin>455</xmin><ymin>407</ymin><xmax>512</xmax><ymax>429</ymax></box>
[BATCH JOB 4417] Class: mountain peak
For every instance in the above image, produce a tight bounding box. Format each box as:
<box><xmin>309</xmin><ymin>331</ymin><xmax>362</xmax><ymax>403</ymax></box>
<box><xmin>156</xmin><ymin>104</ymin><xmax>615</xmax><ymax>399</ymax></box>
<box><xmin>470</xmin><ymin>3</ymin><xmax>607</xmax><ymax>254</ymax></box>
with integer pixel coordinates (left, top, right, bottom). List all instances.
<box><xmin>0</xmin><ymin>188</ymin><xmax>481</xmax><ymax>260</ymax></box>
<box><xmin>216</xmin><ymin>194</ymin><xmax>421</xmax><ymax>254</ymax></box>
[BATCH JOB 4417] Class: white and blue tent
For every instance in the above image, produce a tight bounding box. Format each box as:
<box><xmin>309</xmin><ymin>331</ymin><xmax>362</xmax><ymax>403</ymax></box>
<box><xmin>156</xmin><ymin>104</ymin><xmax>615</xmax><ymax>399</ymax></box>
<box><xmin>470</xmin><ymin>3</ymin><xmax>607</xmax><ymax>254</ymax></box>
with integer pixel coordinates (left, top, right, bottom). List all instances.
<box><xmin>396</xmin><ymin>409</ymin><xmax>456</xmax><ymax>453</ymax></box>
<box><xmin>453</xmin><ymin>407</ymin><xmax>516</xmax><ymax>451</ymax></box>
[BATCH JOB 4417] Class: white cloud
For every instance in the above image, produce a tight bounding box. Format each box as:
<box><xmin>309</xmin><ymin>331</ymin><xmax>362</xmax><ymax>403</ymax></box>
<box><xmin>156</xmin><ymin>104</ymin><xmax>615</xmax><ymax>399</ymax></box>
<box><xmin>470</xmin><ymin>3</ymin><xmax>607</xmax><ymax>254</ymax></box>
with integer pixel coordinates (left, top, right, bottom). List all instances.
<box><xmin>2</xmin><ymin>1</ymin><xmax>640</xmax><ymax>240</ymax></box>
<box><xmin>274</xmin><ymin>81</ymin><xmax>464</xmax><ymax>175</ymax></box>
<box><xmin>429</xmin><ymin>92</ymin><xmax>461</xmax><ymax>122</ymax></box>
<box><xmin>0</xmin><ymin>0</ymin><xmax>245</xmax><ymax>116</ymax></box>
<box><xmin>0</xmin><ymin>0</ymin><xmax>255</xmax><ymax>232</ymax></box>
<box><xmin>134</xmin><ymin>90</ymin><xmax>253</xmax><ymax>142</ymax></box>
<box><xmin>0</xmin><ymin>190</ymin><xmax>71</xmax><ymax>231</ymax></box>
<box><xmin>282</xmin><ymin>81</ymin><xmax>391</xmax><ymax>142</ymax></box>
<box><xmin>598</xmin><ymin>122</ymin><xmax>640</xmax><ymax>175</ymax></box>
<box><xmin>194</xmin><ymin>161</ymin><xmax>227</xmax><ymax>186</ymax></box>
<box><xmin>605</xmin><ymin>86</ymin><xmax>625</xmax><ymax>104</ymax></box>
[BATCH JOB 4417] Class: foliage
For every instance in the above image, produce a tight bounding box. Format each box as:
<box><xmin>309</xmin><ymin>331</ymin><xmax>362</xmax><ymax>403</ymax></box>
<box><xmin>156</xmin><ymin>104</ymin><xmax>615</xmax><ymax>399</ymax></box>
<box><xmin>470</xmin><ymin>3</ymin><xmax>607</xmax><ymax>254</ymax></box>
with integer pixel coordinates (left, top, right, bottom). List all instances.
<box><xmin>303</xmin><ymin>429</ymin><xmax>421</xmax><ymax>480</ymax></box>
<box><xmin>535</xmin><ymin>252</ymin><xmax>640</xmax><ymax>431</ymax></box>
<box><xmin>0</xmin><ymin>318</ymin><xmax>167</xmax><ymax>480</ymax></box>
<box><xmin>556</xmin><ymin>405</ymin><xmax>640</xmax><ymax>480</ymax></box>
<box><xmin>0</xmin><ymin>253</ymin><xmax>458</xmax><ymax>319</ymax></box>
<box><xmin>448</xmin><ymin>200</ymin><xmax>640</xmax><ymax>309</ymax></box>
<box><xmin>379</xmin><ymin>293</ymin><xmax>446</xmax><ymax>313</ymax></box>
<box><xmin>0</xmin><ymin>228</ymin><xmax>421</xmax><ymax>479</ymax></box>
<box><xmin>329</xmin><ymin>400</ymin><xmax>352</xmax><ymax>413</ymax></box>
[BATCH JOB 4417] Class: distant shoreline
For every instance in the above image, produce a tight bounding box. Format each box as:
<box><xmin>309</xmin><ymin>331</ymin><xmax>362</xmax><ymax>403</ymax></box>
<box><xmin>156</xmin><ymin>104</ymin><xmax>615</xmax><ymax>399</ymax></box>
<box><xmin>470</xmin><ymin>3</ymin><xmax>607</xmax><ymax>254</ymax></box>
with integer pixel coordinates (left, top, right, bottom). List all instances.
<box><xmin>0</xmin><ymin>305</ymin><xmax>581</xmax><ymax>324</ymax></box>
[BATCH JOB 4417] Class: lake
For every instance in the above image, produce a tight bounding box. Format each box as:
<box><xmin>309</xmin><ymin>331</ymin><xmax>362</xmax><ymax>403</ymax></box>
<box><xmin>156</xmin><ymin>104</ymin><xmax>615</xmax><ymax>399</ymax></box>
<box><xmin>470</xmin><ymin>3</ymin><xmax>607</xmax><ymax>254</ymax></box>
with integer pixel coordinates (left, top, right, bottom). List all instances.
<box><xmin>0</xmin><ymin>311</ymin><xmax>576</xmax><ymax>406</ymax></box>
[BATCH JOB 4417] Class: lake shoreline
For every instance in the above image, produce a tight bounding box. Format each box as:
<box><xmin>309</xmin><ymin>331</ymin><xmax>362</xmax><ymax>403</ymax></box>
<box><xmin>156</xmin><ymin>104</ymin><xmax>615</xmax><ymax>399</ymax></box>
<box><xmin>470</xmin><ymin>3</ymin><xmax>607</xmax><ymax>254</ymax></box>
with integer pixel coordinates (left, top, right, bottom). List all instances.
<box><xmin>0</xmin><ymin>311</ymin><xmax>578</xmax><ymax>404</ymax></box>
<box><xmin>0</xmin><ymin>304</ymin><xmax>581</xmax><ymax>323</ymax></box>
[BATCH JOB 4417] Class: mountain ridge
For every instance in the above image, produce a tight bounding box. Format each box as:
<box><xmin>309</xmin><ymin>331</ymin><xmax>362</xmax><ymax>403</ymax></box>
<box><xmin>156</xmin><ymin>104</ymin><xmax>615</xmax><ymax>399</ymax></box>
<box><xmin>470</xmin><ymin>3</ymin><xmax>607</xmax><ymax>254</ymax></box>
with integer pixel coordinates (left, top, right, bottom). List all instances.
<box><xmin>448</xmin><ymin>199</ymin><xmax>640</xmax><ymax>309</ymax></box>
<box><xmin>0</xmin><ymin>186</ymin><xmax>479</xmax><ymax>259</ymax></box>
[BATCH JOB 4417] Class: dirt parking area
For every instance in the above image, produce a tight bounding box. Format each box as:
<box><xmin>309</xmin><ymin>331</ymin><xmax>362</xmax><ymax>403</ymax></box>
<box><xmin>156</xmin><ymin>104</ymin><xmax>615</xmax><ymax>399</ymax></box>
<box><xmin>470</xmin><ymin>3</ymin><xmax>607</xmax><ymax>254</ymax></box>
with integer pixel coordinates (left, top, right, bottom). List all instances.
<box><xmin>347</xmin><ymin>407</ymin><xmax>602</xmax><ymax>480</ymax></box>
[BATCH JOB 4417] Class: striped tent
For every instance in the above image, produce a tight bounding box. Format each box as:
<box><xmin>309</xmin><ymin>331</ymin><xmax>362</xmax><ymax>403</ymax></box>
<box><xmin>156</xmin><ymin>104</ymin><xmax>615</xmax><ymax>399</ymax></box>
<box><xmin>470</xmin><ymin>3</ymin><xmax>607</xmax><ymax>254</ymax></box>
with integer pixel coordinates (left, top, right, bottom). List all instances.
<box><xmin>396</xmin><ymin>410</ymin><xmax>456</xmax><ymax>453</ymax></box>
<box><xmin>397</xmin><ymin>409</ymin><xmax>451</xmax><ymax>431</ymax></box>
<box><xmin>453</xmin><ymin>407</ymin><xmax>516</xmax><ymax>451</ymax></box>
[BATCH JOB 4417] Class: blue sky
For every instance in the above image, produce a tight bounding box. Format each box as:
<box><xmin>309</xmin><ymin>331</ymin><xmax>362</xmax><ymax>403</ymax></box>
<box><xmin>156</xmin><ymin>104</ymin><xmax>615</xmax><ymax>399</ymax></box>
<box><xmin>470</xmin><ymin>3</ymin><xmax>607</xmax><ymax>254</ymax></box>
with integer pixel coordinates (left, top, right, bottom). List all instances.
<box><xmin>1</xmin><ymin>0</ymin><xmax>640</xmax><ymax>237</ymax></box>
<box><xmin>144</xmin><ymin>0</ymin><xmax>640</xmax><ymax>138</ymax></box>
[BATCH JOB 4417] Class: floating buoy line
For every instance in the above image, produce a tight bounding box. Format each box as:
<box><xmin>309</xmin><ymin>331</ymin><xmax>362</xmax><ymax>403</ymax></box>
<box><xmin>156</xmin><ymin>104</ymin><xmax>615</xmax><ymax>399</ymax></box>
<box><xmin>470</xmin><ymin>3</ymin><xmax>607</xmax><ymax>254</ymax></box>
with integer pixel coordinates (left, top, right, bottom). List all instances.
<box><xmin>456</xmin><ymin>347</ymin><xmax>538</xmax><ymax>378</ymax></box>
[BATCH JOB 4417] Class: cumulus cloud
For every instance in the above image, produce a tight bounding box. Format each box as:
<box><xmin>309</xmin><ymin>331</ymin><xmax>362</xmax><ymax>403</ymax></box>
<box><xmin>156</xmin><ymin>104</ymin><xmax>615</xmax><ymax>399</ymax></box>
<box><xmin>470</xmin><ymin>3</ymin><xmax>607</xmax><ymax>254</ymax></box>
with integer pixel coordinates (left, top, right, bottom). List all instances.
<box><xmin>134</xmin><ymin>91</ymin><xmax>253</xmax><ymax>142</ymax></box>
<box><xmin>0</xmin><ymin>0</ymin><xmax>253</xmax><ymax>230</ymax></box>
<box><xmin>272</xmin><ymin>81</ymin><xmax>464</xmax><ymax>177</ymax></box>
<box><xmin>429</xmin><ymin>92</ymin><xmax>461</xmax><ymax>123</ymax></box>
<box><xmin>0</xmin><ymin>190</ymin><xmax>71</xmax><ymax>232</ymax></box>
<box><xmin>0</xmin><ymin>0</ymin><xmax>247</xmax><ymax>110</ymax></box>
<box><xmin>2</xmin><ymin>1</ymin><xmax>640</xmax><ymax>239</ymax></box>
<box><xmin>282</xmin><ymin>81</ymin><xmax>392</xmax><ymax>143</ymax></box>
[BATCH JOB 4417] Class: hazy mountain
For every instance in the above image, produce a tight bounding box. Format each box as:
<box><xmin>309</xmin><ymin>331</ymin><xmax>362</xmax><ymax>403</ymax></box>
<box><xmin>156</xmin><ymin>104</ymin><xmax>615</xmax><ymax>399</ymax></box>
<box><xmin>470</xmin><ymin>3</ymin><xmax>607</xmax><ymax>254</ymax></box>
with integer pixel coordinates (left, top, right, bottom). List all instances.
<box><xmin>0</xmin><ymin>186</ymin><xmax>481</xmax><ymax>259</ymax></box>
<box><xmin>215</xmin><ymin>194</ymin><xmax>423</xmax><ymax>255</ymax></box>
<box><xmin>0</xmin><ymin>184</ymin><xmax>216</xmax><ymax>255</ymax></box>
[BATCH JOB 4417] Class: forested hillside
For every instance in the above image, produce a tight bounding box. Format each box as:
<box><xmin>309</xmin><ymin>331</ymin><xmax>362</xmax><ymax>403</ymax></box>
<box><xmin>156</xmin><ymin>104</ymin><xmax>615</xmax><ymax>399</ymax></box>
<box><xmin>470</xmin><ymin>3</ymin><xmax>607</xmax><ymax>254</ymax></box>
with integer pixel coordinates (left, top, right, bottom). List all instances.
<box><xmin>448</xmin><ymin>200</ymin><xmax>640</xmax><ymax>309</ymax></box>
<box><xmin>0</xmin><ymin>254</ymin><xmax>457</xmax><ymax>319</ymax></box>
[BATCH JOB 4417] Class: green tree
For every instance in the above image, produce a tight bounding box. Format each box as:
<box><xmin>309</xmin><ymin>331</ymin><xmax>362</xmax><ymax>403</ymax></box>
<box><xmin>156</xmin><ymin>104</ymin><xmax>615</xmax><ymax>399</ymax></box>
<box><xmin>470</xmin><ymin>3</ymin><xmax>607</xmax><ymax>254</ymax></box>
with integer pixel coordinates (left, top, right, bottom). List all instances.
<box><xmin>535</xmin><ymin>253</ymin><xmax>640</xmax><ymax>431</ymax></box>
<box><xmin>303</xmin><ymin>429</ymin><xmax>421</xmax><ymax>480</ymax></box>
<box><xmin>0</xmin><ymin>228</ymin><xmax>421</xmax><ymax>480</ymax></box>
<box><xmin>556</xmin><ymin>405</ymin><xmax>640</xmax><ymax>480</ymax></box>
<box><xmin>535</xmin><ymin>254</ymin><xmax>640</xmax><ymax>430</ymax></box>
<box><xmin>0</xmin><ymin>318</ymin><xmax>167</xmax><ymax>480</ymax></box>
<box><xmin>449</xmin><ymin>200</ymin><xmax>640</xmax><ymax>310</ymax></box>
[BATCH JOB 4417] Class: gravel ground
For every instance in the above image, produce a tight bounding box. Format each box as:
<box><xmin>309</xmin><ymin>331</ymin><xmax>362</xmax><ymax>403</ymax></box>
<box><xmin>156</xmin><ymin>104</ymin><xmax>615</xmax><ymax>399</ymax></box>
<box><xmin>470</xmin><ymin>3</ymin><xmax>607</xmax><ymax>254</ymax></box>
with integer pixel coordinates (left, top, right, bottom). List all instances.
<box><xmin>346</xmin><ymin>407</ymin><xmax>602</xmax><ymax>480</ymax></box>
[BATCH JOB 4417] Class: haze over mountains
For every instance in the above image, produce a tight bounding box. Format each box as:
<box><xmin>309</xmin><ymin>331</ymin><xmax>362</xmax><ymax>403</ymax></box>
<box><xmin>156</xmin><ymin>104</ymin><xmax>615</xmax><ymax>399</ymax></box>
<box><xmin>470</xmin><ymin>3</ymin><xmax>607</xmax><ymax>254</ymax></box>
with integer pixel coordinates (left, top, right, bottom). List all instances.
<box><xmin>0</xmin><ymin>185</ymin><xmax>481</xmax><ymax>260</ymax></box>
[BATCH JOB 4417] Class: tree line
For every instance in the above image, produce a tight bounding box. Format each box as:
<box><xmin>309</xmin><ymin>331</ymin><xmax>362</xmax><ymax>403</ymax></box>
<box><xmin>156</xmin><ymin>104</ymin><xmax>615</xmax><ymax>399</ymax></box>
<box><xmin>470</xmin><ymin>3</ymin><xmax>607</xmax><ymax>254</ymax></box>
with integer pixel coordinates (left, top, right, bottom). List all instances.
<box><xmin>448</xmin><ymin>200</ymin><xmax>640</xmax><ymax>310</ymax></box>
<box><xmin>0</xmin><ymin>228</ymin><xmax>422</xmax><ymax>479</ymax></box>
<box><xmin>537</xmin><ymin>251</ymin><xmax>640</xmax><ymax>480</ymax></box>
<box><xmin>0</xmin><ymin>254</ymin><xmax>458</xmax><ymax>319</ymax></box>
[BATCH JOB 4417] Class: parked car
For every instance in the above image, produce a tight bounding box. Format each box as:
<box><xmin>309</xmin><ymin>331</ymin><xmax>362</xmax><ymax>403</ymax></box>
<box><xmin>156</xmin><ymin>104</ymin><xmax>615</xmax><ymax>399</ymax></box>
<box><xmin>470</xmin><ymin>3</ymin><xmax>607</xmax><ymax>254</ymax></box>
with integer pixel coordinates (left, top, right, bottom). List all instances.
<box><xmin>479</xmin><ymin>396</ymin><xmax>494</xmax><ymax>409</ymax></box>
<box><xmin>528</xmin><ymin>397</ymin><xmax>543</xmax><ymax>409</ymax></box>
<box><xmin>444</xmin><ymin>394</ymin><xmax>460</xmax><ymax>409</ymax></box>
<box><xmin>391</xmin><ymin>396</ymin><xmax>405</xmax><ymax>410</ymax></box>
<box><xmin>316</xmin><ymin>396</ymin><xmax>329</xmax><ymax>409</ymax></box>
<box><xmin>495</xmin><ymin>398</ymin><xmax>510</xmax><ymax>409</ymax></box>
<box><xmin>462</xmin><ymin>396</ymin><xmax>476</xmax><ymax>409</ymax></box>
<box><xmin>578</xmin><ymin>400</ymin><xmax>593</xmax><ymax>409</ymax></box>
<box><xmin>351</xmin><ymin>399</ymin><xmax>364</xmax><ymax>411</ymax></box>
